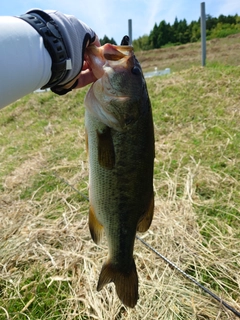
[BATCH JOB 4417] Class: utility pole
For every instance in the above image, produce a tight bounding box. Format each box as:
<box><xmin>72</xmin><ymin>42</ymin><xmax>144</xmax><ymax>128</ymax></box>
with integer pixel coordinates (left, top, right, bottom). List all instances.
<box><xmin>201</xmin><ymin>2</ymin><xmax>206</xmax><ymax>66</ymax></box>
<box><xmin>128</xmin><ymin>19</ymin><xmax>132</xmax><ymax>45</ymax></box>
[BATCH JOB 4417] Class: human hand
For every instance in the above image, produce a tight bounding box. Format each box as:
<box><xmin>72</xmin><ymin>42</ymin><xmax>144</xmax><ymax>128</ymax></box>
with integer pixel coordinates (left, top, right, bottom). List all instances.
<box><xmin>65</xmin><ymin>36</ymin><xmax>101</xmax><ymax>90</ymax></box>
<box><xmin>26</xmin><ymin>9</ymin><xmax>100</xmax><ymax>94</ymax></box>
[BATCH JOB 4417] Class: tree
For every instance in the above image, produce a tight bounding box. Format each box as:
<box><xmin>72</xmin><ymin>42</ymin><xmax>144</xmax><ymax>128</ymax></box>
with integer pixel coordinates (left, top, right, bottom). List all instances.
<box><xmin>189</xmin><ymin>21</ymin><xmax>200</xmax><ymax>42</ymax></box>
<box><xmin>100</xmin><ymin>35</ymin><xmax>117</xmax><ymax>45</ymax></box>
<box><xmin>176</xmin><ymin>19</ymin><xmax>190</xmax><ymax>44</ymax></box>
<box><xmin>131</xmin><ymin>13</ymin><xmax>240</xmax><ymax>51</ymax></box>
<box><xmin>133</xmin><ymin>35</ymin><xmax>152</xmax><ymax>51</ymax></box>
<box><xmin>158</xmin><ymin>20</ymin><xmax>168</xmax><ymax>47</ymax></box>
<box><xmin>149</xmin><ymin>23</ymin><xmax>159</xmax><ymax>48</ymax></box>
<box><xmin>206</xmin><ymin>14</ymin><xmax>218</xmax><ymax>30</ymax></box>
<box><xmin>172</xmin><ymin>17</ymin><xmax>179</xmax><ymax>43</ymax></box>
<box><xmin>218</xmin><ymin>14</ymin><xmax>236</xmax><ymax>24</ymax></box>
<box><xmin>235</xmin><ymin>14</ymin><xmax>240</xmax><ymax>24</ymax></box>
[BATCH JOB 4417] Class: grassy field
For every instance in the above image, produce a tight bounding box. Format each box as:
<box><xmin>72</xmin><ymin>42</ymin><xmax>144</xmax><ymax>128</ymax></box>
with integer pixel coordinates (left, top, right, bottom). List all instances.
<box><xmin>0</xmin><ymin>35</ymin><xmax>240</xmax><ymax>319</ymax></box>
<box><xmin>137</xmin><ymin>33</ymin><xmax>240</xmax><ymax>73</ymax></box>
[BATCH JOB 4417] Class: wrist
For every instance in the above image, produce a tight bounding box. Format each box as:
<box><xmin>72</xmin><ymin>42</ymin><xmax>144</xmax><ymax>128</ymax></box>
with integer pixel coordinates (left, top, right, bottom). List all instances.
<box><xmin>51</xmin><ymin>77</ymin><xmax>78</xmax><ymax>95</ymax></box>
<box><xmin>18</xmin><ymin>10</ymin><xmax>72</xmax><ymax>89</ymax></box>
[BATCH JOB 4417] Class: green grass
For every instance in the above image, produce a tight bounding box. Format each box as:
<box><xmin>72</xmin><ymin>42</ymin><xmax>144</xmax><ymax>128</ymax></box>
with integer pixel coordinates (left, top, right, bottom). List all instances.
<box><xmin>150</xmin><ymin>65</ymin><xmax>240</xmax><ymax>254</ymax></box>
<box><xmin>0</xmin><ymin>268</ymin><xmax>76</xmax><ymax>319</ymax></box>
<box><xmin>0</xmin><ymin>48</ymin><xmax>240</xmax><ymax>318</ymax></box>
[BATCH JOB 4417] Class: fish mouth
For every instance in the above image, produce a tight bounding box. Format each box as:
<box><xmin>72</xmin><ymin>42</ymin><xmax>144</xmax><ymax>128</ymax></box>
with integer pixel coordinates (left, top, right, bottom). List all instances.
<box><xmin>85</xmin><ymin>44</ymin><xmax>134</xmax><ymax>80</ymax></box>
<box><xmin>86</xmin><ymin>43</ymin><xmax>133</xmax><ymax>60</ymax></box>
<box><xmin>85</xmin><ymin>43</ymin><xmax>139</xmax><ymax>131</ymax></box>
<box><xmin>102</xmin><ymin>44</ymin><xmax>133</xmax><ymax>61</ymax></box>
<box><xmin>85</xmin><ymin>43</ymin><xmax>134</xmax><ymax>103</ymax></box>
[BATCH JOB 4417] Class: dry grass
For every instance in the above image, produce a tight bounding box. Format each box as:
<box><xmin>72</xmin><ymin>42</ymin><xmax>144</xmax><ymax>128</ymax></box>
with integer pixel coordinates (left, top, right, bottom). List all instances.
<box><xmin>1</xmin><ymin>163</ymin><xmax>239</xmax><ymax>319</ymax></box>
<box><xmin>1</xmin><ymin>40</ymin><xmax>240</xmax><ymax>319</ymax></box>
<box><xmin>136</xmin><ymin>33</ymin><xmax>240</xmax><ymax>73</ymax></box>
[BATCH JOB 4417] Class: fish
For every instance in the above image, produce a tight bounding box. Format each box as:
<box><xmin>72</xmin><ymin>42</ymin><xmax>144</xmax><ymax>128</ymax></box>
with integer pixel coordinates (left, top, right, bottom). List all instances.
<box><xmin>84</xmin><ymin>40</ymin><xmax>155</xmax><ymax>308</ymax></box>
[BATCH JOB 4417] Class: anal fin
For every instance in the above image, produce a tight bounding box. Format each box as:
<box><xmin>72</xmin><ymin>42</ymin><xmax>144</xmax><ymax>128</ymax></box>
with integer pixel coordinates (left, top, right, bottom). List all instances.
<box><xmin>89</xmin><ymin>205</ymin><xmax>104</xmax><ymax>244</ymax></box>
<box><xmin>97</xmin><ymin>259</ymin><xmax>138</xmax><ymax>308</ymax></box>
<box><xmin>137</xmin><ymin>193</ymin><xmax>154</xmax><ymax>232</ymax></box>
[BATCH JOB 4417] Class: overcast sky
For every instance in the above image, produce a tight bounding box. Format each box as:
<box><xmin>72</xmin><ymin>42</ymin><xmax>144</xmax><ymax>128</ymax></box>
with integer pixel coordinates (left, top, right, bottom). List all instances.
<box><xmin>1</xmin><ymin>0</ymin><xmax>239</xmax><ymax>44</ymax></box>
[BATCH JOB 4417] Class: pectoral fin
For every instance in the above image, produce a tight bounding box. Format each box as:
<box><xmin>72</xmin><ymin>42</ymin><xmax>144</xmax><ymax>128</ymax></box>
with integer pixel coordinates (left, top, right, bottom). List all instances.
<box><xmin>89</xmin><ymin>205</ymin><xmax>104</xmax><ymax>244</ymax></box>
<box><xmin>137</xmin><ymin>193</ymin><xmax>154</xmax><ymax>232</ymax></box>
<box><xmin>97</xmin><ymin>127</ymin><xmax>115</xmax><ymax>169</ymax></box>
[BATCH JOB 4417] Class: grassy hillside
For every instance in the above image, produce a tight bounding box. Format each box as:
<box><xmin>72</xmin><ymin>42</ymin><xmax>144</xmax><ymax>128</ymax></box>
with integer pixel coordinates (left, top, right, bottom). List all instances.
<box><xmin>136</xmin><ymin>33</ymin><xmax>240</xmax><ymax>72</ymax></box>
<box><xmin>0</xmin><ymin>36</ymin><xmax>240</xmax><ymax>319</ymax></box>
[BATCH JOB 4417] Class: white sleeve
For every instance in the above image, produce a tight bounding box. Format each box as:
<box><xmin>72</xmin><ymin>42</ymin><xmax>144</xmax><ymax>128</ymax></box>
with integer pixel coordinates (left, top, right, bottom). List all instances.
<box><xmin>0</xmin><ymin>16</ymin><xmax>52</xmax><ymax>109</ymax></box>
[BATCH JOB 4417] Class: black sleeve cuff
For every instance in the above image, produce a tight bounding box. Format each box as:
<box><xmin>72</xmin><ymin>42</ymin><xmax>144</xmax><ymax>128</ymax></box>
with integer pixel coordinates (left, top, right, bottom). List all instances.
<box><xmin>51</xmin><ymin>79</ymin><xmax>78</xmax><ymax>95</ymax></box>
<box><xmin>18</xmin><ymin>11</ymin><xmax>70</xmax><ymax>89</ymax></box>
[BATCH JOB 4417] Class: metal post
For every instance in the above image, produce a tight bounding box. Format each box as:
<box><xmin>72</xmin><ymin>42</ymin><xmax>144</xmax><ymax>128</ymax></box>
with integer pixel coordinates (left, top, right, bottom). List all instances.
<box><xmin>128</xmin><ymin>19</ymin><xmax>132</xmax><ymax>45</ymax></box>
<box><xmin>201</xmin><ymin>2</ymin><xmax>206</xmax><ymax>66</ymax></box>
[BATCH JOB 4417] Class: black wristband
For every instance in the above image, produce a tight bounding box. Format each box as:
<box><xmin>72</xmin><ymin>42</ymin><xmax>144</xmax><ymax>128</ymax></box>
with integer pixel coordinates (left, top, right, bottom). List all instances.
<box><xmin>51</xmin><ymin>78</ymin><xmax>78</xmax><ymax>95</ymax></box>
<box><xmin>18</xmin><ymin>11</ymin><xmax>71</xmax><ymax>89</ymax></box>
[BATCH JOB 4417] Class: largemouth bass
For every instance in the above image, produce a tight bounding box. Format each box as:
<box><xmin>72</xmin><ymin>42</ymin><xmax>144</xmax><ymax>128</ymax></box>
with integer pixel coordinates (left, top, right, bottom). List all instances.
<box><xmin>84</xmin><ymin>42</ymin><xmax>155</xmax><ymax>308</ymax></box>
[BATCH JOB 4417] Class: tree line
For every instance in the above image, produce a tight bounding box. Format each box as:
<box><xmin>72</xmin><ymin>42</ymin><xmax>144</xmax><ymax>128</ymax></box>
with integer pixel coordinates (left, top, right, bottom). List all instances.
<box><xmin>100</xmin><ymin>14</ymin><xmax>240</xmax><ymax>51</ymax></box>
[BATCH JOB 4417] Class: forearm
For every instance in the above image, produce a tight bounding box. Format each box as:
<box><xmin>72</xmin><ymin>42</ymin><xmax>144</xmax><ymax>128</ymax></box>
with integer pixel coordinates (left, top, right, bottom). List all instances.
<box><xmin>0</xmin><ymin>10</ymin><xmax>97</xmax><ymax>110</ymax></box>
<box><xmin>0</xmin><ymin>16</ymin><xmax>52</xmax><ymax>109</ymax></box>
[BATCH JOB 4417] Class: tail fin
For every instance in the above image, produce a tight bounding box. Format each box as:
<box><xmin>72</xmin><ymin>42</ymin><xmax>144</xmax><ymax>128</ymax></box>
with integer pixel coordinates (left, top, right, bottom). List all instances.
<box><xmin>97</xmin><ymin>260</ymin><xmax>138</xmax><ymax>308</ymax></box>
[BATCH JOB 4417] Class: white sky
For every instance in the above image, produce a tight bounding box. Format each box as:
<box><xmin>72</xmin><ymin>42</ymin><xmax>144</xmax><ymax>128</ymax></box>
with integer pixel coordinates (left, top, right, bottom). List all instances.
<box><xmin>1</xmin><ymin>0</ymin><xmax>239</xmax><ymax>44</ymax></box>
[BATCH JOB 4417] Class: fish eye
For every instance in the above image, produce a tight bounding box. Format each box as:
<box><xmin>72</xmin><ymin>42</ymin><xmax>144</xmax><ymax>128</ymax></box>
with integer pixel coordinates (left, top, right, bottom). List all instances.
<box><xmin>131</xmin><ymin>66</ymin><xmax>141</xmax><ymax>75</ymax></box>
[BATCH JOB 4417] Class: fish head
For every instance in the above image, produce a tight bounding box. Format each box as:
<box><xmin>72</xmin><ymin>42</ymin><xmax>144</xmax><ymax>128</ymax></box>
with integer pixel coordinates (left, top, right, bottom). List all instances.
<box><xmin>85</xmin><ymin>44</ymin><xmax>148</xmax><ymax>131</ymax></box>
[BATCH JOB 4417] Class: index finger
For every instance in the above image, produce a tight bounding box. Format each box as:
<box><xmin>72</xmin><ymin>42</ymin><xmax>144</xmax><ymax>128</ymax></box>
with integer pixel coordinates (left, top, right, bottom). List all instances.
<box><xmin>91</xmin><ymin>35</ymin><xmax>101</xmax><ymax>47</ymax></box>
